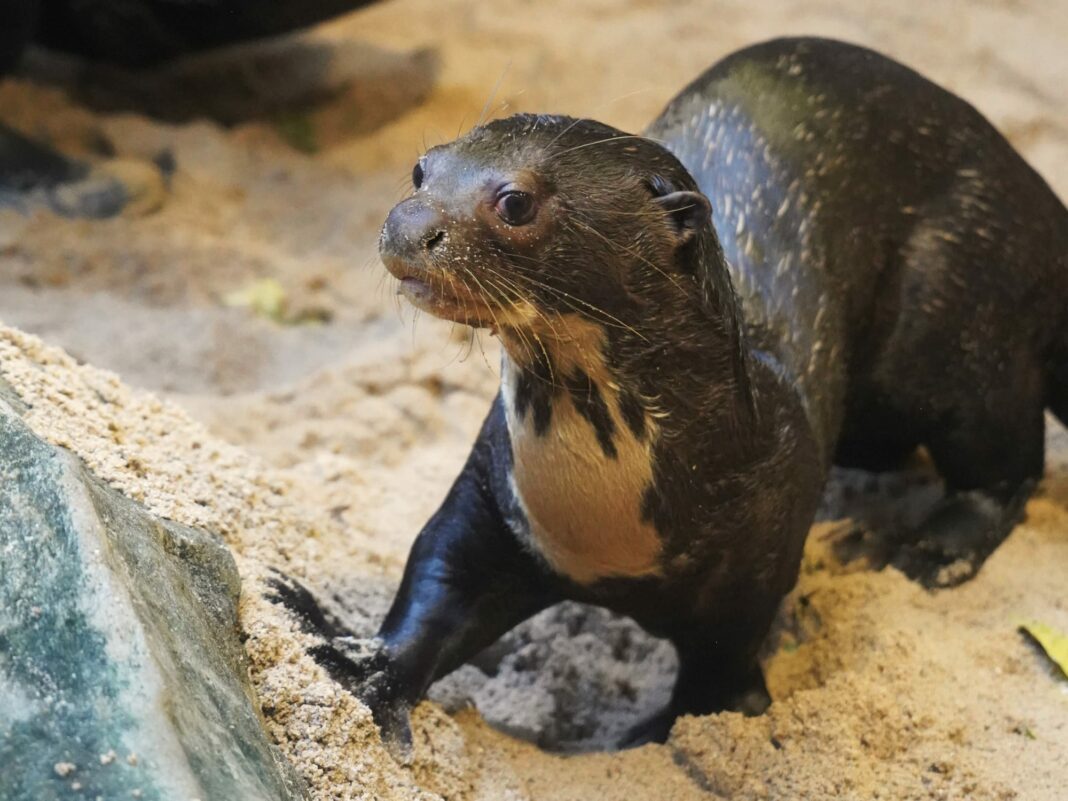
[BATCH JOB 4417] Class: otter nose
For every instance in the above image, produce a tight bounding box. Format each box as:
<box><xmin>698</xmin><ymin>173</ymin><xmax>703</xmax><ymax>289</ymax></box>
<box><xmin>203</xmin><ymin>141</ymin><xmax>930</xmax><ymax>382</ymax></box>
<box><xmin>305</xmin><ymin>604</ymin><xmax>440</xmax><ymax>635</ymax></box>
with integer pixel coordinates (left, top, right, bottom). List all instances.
<box><xmin>380</xmin><ymin>199</ymin><xmax>447</xmax><ymax>261</ymax></box>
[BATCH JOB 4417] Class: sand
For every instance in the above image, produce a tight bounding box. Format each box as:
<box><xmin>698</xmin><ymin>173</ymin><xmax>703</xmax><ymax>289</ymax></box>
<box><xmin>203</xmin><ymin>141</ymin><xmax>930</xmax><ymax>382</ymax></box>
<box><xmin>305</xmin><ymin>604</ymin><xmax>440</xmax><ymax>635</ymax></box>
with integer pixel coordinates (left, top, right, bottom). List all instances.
<box><xmin>2</xmin><ymin>0</ymin><xmax>1067</xmax><ymax>798</ymax></box>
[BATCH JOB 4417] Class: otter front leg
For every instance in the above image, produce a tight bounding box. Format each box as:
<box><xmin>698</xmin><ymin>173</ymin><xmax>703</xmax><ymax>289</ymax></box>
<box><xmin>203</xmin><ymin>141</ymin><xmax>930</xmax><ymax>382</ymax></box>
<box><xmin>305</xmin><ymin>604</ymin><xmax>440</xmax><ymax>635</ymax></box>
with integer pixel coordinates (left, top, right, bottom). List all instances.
<box><xmin>618</xmin><ymin>598</ymin><xmax>779</xmax><ymax>748</ymax></box>
<box><xmin>368</xmin><ymin>475</ymin><xmax>558</xmax><ymax>755</ymax></box>
<box><xmin>271</xmin><ymin>444</ymin><xmax>559</xmax><ymax>758</ymax></box>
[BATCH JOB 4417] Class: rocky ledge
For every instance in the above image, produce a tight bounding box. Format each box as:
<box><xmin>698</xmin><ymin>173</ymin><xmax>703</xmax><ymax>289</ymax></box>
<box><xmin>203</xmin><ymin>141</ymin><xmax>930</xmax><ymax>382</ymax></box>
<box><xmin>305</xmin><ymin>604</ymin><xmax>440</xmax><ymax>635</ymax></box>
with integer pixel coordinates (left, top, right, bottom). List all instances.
<box><xmin>0</xmin><ymin>373</ymin><xmax>304</xmax><ymax>801</ymax></box>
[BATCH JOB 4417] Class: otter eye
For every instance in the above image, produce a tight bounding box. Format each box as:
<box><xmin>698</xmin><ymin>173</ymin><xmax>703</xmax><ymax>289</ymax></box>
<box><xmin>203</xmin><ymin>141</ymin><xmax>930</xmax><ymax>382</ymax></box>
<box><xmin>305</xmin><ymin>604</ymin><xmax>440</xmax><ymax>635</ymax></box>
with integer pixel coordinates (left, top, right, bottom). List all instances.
<box><xmin>495</xmin><ymin>191</ymin><xmax>536</xmax><ymax>226</ymax></box>
<box><xmin>412</xmin><ymin>161</ymin><xmax>424</xmax><ymax>189</ymax></box>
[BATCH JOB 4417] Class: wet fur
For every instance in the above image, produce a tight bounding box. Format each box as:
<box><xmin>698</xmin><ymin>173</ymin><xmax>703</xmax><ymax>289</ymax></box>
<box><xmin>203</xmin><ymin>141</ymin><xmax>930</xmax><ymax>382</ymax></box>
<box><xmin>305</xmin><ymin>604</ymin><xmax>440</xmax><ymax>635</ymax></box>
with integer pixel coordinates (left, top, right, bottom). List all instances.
<box><xmin>271</xmin><ymin>37</ymin><xmax>1068</xmax><ymax>751</ymax></box>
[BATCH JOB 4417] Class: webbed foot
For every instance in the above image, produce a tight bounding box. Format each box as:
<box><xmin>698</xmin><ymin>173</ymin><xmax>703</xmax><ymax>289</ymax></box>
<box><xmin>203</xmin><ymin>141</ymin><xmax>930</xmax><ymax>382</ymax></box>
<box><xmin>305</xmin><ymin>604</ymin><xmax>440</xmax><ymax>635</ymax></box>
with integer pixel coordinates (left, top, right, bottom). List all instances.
<box><xmin>892</xmin><ymin>485</ymin><xmax>1031</xmax><ymax>588</ymax></box>
<box><xmin>263</xmin><ymin>567</ymin><xmax>348</xmax><ymax>638</ymax></box>
<box><xmin>308</xmin><ymin>636</ymin><xmax>414</xmax><ymax>762</ymax></box>
<box><xmin>263</xmin><ymin>568</ymin><xmax>414</xmax><ymax>762</ymax></box>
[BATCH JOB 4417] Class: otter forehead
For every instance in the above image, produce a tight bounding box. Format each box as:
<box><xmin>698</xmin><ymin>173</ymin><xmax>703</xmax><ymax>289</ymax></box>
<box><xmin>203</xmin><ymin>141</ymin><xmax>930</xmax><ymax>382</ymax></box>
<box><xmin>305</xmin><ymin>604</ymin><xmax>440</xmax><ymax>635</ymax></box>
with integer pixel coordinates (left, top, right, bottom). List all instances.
<box><xmin>416</xmin><ymin>115</ymin><xmax>580</xmax><ymax>196</ymax></box>
<box><xmin>456</xmin><ymin>113</ymin><xmax>626</xmax><ymax>157</ymax></box>
<box><xmin>418</xmin><ymin>147</ymin><xmax>545</xmax><ymax>199</ymax></box>
<box><xmin>421</xmin><ymin>113</ymin><xmax>696</xmax><ymax>193</ymax></box>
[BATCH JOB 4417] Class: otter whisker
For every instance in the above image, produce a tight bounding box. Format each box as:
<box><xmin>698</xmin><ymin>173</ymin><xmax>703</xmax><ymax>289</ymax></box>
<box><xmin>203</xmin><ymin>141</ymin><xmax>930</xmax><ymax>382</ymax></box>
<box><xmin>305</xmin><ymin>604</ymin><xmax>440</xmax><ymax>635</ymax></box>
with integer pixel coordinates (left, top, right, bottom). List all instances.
<box><xmin>409</xmin><ymin>307</ymin><xmax>421</xmax><ymax>344</ymax></box>
<box><xmin>477</xmin><ymin>265</ymin><xmax>558</xmax><ymax>340</ymax></box>
<box><xmin>570</xmin><ymin>216</ymin><xmax>687</xmax><ymax>296</ymax></box>
<box><xmin>500</xmin><ymin>252</ymin><xmax>651</xmax><ymax>341</ymax></box>
<box><xmin>393</xmin><ymin>172</ymin><xmax>414</xmax><ymax>199</ymax></box>
<box><xmin>459</xmin><ymin>266</ymin><xmax>506</xmax><ymax>338</ymax></box>
<box><xmin>476</xmin><ymin>62</ymin><xmax>512</xmax><ymax>130</ymax></box>
<box><xmin>448</xmin><ymin>276</ymin><xmax>471</xmax><ymax>364</ymax></box>
<box><xmin>484</xmin><ymin>272</ymin><xmax>571</xmax><ymax>393</ymax></box>
<box><xmin>386</xmin><ymin>274</ymin><xmax>408</xmax><ymax>321</ymax></box>
<box><xmin>454</xmin><ymin>269</ymin><xmax>479</xmax><ymax>331</ymax></box>
<box><xmin>470</xmin><ymin>325</ymin><xmax>498</xmax><ymax>374</ymax></box>
<box><xmin>448</xmin><ymin>268</ymin><xmax>496</xmax><ymax>370</ymax></box>
<box><xmin>483</xmin><ymin>278</ymin><xmax>544</xmax><ymax>372</ymax></box>
<box><xmin>485</xmin><ymin>270</ymin><xmax>570</xmax><ymax>363</ymax></box>
<box><xmin>481</xmin><ymin>274</ymin><xmax>563</xmax><ymax>391</ymax></box>
<box><xmin>543</xmin><ymin>116</ymin><xmax>591</xmax><ymax>152</ymax></box>
<box><xmin>470</xmin><ymin>269</ymin><xmax>540</xmax><ymax>359</ymax></box>
<box><xmin>483</xmin><ymin>270</ymin><xmax>554</xmax><ymax>334</ymax></box>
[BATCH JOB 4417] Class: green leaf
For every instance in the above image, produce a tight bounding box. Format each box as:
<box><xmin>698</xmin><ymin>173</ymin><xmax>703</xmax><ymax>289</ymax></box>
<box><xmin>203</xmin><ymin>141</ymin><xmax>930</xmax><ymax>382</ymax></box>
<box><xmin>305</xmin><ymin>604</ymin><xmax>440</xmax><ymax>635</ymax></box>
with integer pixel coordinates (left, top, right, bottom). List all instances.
<box><xmin>1019</xmin><ymin>621</ymin><xmax>1068</xmax><ymax>679</ymax></box>
<box><xmin>223</xmin><ymin>278</ymin><xmax>287</xmax><ymax>323</ymax></box>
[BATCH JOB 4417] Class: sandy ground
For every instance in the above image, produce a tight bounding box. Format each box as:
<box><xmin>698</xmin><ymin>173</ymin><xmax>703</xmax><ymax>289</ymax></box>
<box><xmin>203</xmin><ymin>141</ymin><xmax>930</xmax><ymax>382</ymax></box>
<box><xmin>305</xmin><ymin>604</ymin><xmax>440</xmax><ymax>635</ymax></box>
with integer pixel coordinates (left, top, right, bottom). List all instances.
<box><xmin>2</xmin><ymin>0</ymin><xmax>1067</xmax><ymax>798</ymax></box>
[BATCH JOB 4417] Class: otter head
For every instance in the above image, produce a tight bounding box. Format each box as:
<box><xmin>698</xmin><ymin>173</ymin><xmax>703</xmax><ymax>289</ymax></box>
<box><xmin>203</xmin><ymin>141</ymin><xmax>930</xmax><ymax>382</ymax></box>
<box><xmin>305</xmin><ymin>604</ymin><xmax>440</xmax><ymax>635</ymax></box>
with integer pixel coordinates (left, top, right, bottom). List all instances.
<box><xmin>378</xmin><ymin>114</ymin><xmax>716</xmax><ymax>358</ymax></box>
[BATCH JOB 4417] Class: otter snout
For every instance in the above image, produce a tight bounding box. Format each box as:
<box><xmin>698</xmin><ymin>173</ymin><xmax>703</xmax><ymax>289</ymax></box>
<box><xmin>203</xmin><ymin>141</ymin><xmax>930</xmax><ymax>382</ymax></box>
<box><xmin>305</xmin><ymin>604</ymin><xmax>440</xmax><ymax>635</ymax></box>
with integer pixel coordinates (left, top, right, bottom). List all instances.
<box><xmin>379</xmin><ymin>198</ymin><xmax>447</xmax><ymax>276</ymax></box>
<box><xmin>379</xmin><ymin>195</ymin><xmax>495</xmax><ymax>324</ymax></box>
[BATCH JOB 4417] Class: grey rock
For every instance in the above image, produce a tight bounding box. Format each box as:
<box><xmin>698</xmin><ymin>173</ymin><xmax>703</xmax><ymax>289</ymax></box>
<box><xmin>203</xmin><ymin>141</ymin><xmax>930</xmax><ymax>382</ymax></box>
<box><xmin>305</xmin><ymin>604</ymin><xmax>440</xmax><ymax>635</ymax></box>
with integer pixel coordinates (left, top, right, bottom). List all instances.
<box><xmin>0</xmin><ymin>395</ymin><xmax>305</xmax><ymax>801</ymax></box>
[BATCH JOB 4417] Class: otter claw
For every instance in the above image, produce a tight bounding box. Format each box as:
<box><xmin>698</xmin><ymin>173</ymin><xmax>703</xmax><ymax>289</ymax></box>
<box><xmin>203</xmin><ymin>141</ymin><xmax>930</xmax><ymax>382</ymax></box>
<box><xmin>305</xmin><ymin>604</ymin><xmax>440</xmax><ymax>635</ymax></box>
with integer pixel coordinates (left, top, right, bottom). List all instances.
<box><xmin>262</xmin><ymin>567</ymin><xmax>347</xmax><ymax>639</ymax></box>
<box><xmin>308</xmin><ymin>638</ymin><xmax>414</xmax><ymax>763</ymax></box>
<box><xmin>374</xmin><ymin>700</ymin><xmax>414</xmax><ymax>764</ymax></box>
<box><xmin>891</xmin><ymin>544</ymin><xmax>980</xmax><ymax>589</ymax></box>
<box><xmin>263</xmin><ymin>573</ymin><xmax>415</xmax><ymax>762</ymax></box>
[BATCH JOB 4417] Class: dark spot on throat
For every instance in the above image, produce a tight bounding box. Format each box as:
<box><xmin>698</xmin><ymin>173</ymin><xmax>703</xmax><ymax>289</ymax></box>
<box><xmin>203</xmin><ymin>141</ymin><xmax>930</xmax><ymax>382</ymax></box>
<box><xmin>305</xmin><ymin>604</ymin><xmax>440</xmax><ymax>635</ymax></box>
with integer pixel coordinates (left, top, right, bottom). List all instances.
<box><xmin>513</xmin><ymin>352</ymin><xmax>555</xmax><ymax>436</ymax></box>
<box><xmin>618</xmin><ymin>389</ymin><xmax>647</xmax><ymax>440</ymax></box>
<box><xmin>640</xmin><ymin>482</ymin><xmax>665</xmax><ymax>525</ymax></box>
<box><xmin>565</xmin><ymin>369</ymin><xmax>617</xmax><ymax>458</ymax></box>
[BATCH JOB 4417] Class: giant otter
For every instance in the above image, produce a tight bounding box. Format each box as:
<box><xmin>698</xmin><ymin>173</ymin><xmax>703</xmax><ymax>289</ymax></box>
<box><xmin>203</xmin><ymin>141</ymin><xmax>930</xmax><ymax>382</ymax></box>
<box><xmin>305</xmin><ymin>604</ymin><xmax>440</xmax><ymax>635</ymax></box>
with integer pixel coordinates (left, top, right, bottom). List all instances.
<box><xmin>269</xmin><ymin>37</ymin><xmax>1068</xmax><ymax>753</ymax></box>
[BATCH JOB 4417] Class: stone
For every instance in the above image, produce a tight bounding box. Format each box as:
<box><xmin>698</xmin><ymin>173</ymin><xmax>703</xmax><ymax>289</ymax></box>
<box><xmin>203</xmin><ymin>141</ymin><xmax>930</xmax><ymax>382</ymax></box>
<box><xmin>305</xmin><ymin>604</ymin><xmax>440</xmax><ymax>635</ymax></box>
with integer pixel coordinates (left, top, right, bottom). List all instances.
<box><xmin>0</xmin><ymin>390</ymin><xmax>305</xmax><ymax>801</ymax></box>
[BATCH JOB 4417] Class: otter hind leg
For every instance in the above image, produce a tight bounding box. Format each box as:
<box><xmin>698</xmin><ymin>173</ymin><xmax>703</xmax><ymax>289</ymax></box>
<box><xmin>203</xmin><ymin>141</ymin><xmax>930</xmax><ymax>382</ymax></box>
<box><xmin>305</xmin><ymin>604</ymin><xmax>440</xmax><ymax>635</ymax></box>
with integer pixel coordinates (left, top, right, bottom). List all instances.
<box><xmin>894</xmin><ymin>383</ymin><xmax>1045</xmax><ymax>588</ymax></box>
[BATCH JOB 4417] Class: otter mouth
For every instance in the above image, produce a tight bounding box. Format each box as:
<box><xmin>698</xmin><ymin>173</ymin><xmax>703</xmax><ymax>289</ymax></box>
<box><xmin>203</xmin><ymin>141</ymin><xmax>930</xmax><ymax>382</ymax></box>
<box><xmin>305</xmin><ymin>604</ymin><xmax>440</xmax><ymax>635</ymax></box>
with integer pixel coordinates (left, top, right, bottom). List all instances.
<box><xmin>388</xmin><ymin>264</ymin><xmax>499</xmax><ymax>328</ymax></box>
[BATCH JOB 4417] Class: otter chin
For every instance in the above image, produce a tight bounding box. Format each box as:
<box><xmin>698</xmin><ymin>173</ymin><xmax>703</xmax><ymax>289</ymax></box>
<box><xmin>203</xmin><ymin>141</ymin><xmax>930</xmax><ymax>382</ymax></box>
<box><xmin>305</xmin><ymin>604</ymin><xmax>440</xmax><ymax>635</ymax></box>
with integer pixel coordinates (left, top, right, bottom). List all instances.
<box><xmin>396</xmin><ymin>275</ymin><xmax>481</xmax><ymax>322</ymax></box>
<box><xmin>270</xmin><ymin>36</ymin><xmax>1068</xmax><ymax>759</ymax></box>
<box><xmin>383</xmin><ymin>249</ymin><xmax>500</xmax><ymax>327</ymax></box>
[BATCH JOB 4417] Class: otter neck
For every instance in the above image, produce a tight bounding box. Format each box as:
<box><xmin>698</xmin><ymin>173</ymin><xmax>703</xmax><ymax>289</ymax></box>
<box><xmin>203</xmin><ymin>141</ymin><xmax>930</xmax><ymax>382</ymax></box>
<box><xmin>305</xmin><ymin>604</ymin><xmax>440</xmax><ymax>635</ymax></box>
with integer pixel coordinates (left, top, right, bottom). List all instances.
<box><xmin>495</xmin><ymin>262</ymin><xmax>756</xmax><ymax>582</ymax></box>
<box><xmin>498</xmin><ymin>232</ymin><xmax>754</xmax><ymax>440</ymax></box>
<box><xmin>497</xmin><ymin>318</ymin><xmax>664</xmax><ymax>582</ymax></box>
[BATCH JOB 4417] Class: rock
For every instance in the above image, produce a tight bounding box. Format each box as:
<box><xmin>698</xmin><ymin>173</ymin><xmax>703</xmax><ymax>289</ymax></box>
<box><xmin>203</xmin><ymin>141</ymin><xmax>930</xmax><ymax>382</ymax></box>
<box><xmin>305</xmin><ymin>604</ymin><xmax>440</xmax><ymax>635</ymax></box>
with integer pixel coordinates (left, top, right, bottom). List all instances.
<box><xmin>0</xmin><ymin>123</ymin><xmax>167</xmax><ymax>219</ymax></box>
<box><xmin>0</xmin><ymin>386</ymin><xmax>305</xmax><ymax>801</ymax></box>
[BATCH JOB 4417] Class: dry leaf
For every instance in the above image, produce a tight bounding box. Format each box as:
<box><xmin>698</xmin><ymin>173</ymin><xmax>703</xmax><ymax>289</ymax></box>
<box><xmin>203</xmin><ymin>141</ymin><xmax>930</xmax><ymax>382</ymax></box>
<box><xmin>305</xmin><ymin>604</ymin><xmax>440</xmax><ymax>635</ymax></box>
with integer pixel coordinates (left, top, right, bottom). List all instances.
<box><xmin>1020</xmin><ymin>621</ymin><xmax>1068</xmax><ymax>678</ymax></box>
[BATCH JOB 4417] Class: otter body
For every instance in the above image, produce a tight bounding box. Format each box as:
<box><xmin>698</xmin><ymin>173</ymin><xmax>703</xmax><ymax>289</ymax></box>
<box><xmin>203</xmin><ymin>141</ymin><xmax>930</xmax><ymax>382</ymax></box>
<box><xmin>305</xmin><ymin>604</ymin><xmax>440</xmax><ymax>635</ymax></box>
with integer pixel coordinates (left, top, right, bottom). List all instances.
<box><xmin>656</xmin><ymin>40</ymin><xmax>1068</xmax><ymax>476</ymax></box>
<box><xmin>270</xmin><ymin>38</ymin><xmax>1068</xmax><ymax>751</ymax></box>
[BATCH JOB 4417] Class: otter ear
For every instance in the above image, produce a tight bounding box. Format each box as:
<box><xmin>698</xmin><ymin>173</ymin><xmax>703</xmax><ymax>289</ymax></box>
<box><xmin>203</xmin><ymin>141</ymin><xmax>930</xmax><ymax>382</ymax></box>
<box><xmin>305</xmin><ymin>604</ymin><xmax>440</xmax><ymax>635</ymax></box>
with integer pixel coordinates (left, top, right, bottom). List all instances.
<box><xmin>652</xmin><ymin>190</ymin><xmax>712</xmax><ymax>246</ymax></box>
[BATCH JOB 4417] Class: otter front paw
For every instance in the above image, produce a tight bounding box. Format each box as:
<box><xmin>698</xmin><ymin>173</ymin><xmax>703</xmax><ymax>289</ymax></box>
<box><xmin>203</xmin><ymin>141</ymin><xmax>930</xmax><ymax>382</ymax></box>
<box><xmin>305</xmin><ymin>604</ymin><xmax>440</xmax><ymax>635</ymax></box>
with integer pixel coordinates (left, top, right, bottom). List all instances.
<box><xmin>263</xmin><ymin>569</ymin><xmax>414</xmax><ymax>761</ymax></box>
<box><xmin>308</xmin><ymin>637</ymin><xmax>414</xmax><ymax>762</ymax></box>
